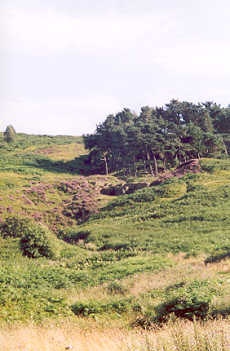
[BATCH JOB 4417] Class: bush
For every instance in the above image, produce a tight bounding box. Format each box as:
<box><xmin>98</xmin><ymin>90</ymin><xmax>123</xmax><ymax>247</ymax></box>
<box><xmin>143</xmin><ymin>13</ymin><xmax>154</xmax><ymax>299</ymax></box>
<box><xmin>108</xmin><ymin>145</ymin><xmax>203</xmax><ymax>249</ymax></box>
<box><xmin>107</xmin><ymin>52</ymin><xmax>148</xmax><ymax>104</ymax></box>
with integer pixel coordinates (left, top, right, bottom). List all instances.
<box><xmin>20</xmin><ymin>223</ymin><xmax>56</xmax><ymax>259</ymax></box>
<box><xmin>134</xmin><ymin>279</ymin><xmax>223</xmax><ymax>328</ymax></box>
<box><xmin>155</xmin><ymin>279</ymin><xmax>222</xmax><ymax>322</ymax></box>
<box><xmin>0</xmin><ymin>216</ymin><xmax>32</xmax><ymax>238</ymax></box>
<box><xmin>0</xmin><ymin>216</ymin><xmax>58</xmax><ymax>259</ymax></box>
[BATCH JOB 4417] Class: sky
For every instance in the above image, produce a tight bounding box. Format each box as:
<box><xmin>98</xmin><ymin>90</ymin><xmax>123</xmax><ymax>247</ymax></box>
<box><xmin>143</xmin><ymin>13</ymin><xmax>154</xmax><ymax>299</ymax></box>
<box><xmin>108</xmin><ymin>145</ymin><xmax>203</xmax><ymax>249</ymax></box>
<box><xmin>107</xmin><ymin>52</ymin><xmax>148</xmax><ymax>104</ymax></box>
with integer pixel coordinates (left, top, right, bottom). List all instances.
<box><xmin>1</xmin><ymin>0</ymin><xmax>230</xmax><ymax>135</ymax></box>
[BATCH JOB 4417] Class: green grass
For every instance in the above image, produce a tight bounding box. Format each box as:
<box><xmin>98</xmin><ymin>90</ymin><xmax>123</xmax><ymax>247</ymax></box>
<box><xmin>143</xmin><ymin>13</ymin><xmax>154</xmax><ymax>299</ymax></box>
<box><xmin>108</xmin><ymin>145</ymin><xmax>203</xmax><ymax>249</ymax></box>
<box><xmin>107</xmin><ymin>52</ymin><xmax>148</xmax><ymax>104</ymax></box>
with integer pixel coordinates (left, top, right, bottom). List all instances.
<box><xmin>79</xmin><ymin>169</ymin><xmax>230</xmax><ymax>256</ymax></box>
<box><xmin>0</xmin><ymin>135</ymin><xmax>230</xmax><ymax>326</ymax></box>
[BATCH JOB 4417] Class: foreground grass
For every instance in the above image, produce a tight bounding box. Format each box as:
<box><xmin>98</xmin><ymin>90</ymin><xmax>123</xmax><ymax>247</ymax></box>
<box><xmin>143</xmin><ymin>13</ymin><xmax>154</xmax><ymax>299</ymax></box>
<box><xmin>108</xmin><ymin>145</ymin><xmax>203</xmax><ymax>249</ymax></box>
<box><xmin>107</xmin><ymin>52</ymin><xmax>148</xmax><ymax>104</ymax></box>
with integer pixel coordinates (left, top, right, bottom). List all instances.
<box><xmin>1</xmin><ymin>318</ymin><xmax>230</xmax><ymax>350</ymax></box>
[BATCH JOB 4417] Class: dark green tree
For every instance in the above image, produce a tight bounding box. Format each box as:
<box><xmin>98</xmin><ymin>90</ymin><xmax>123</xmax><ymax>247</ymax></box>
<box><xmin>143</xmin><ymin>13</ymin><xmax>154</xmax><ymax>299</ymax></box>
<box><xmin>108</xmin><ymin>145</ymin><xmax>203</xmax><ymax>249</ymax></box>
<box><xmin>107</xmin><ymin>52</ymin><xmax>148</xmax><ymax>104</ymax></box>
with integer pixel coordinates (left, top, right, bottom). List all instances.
<box><xmin>83</xmin><ymin>100</ymin><xmax>230</xmax><ymax>176</ymax></box>
<box><xmin>84</xmin><ymin>109</ymin><xmax>136</xmax><ymax>175</ymax></box>
<box><xmin>4</xmin><ymin>125</ymin><xmax>16</xmax><ymax>143</ymax></box>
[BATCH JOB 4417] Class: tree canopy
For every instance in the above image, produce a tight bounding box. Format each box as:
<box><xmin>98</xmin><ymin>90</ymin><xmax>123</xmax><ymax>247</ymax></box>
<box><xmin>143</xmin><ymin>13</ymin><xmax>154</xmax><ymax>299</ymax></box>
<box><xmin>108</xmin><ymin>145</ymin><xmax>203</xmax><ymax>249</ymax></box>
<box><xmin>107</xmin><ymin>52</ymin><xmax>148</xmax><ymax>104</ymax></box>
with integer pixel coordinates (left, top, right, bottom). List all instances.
<box><xmin>83</xmin><ymin>100</ymin><xmax>229</xmax><ymax>175</ymax></box>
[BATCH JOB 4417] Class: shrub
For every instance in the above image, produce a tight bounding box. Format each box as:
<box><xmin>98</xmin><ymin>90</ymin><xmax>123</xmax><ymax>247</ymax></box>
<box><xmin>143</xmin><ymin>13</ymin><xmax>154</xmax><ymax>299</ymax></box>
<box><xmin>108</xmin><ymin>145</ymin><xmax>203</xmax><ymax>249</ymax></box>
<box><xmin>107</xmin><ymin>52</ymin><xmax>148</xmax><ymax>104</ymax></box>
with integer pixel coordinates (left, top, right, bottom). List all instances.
<box><xmin>134</xmin><ymin>279</ymin><xmax>223</xmax><ymax>328</ymax></box>
<box><xmin>20</xmin><ymin>223</ymin><xmax>56</xmax><ymax>259</ymax></box>
<box><xmin>0</xmin><ymin>216</ymin><xmax>32</xmax><ymax>238</ymax></box>
<box><xmin>0</xmin><ymin>216</ymin><xmax>56</xmax><ymax>259</ymax></box>
<box><xmin>155</xmin><ymin>279</ymin><xmax>223</xmax><ymax>322</ymax></box>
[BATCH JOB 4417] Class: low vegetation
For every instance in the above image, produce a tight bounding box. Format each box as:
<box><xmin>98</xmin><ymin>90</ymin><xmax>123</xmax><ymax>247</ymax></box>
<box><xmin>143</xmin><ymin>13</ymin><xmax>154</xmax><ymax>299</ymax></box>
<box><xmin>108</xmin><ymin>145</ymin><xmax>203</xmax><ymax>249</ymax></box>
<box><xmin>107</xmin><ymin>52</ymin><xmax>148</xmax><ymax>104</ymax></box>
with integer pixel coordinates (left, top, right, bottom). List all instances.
<box><xmin>0</xmin><ymin>131</ymin><xmax>230</xmax><ymax>349</ymax></box>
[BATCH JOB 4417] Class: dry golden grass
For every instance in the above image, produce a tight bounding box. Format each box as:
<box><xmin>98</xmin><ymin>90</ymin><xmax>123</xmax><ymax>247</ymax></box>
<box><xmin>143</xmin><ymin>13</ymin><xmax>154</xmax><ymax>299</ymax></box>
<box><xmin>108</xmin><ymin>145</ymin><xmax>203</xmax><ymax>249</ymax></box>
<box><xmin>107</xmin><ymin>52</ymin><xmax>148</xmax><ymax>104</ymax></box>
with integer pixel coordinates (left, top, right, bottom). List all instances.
<box><xmin>1</xmin><ymin>318</ymin><xmax>230</xmax><ymax>351</ymax></box>
<box><xmin>0</xmin><ymin>321</ymin><xmax>135</xmax><ymax>351</ymax></box>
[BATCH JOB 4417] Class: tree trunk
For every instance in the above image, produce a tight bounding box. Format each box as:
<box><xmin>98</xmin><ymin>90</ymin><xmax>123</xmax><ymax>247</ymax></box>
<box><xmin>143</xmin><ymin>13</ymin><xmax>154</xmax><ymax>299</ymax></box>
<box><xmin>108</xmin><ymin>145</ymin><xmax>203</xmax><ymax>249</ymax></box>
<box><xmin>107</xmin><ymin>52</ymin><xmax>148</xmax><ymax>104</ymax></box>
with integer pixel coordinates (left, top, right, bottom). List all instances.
<box><xmin>103</xmin><ymin>154</ymin><xmax>109</xmax><ymax>175</ymax></box>
<box><xmin>133</xmin><ymin>155</ymin><xmax>137</xmax><ymax>177</ymax></box>
<box><xmin>146</xmin><ymin>150</ymin><xmax>154</xmax><ymax>176</ymax></box>
<box><xmin>153</xmin><ymin>154</ymin><xmax>159</xmax><ymax>177</ymax></box>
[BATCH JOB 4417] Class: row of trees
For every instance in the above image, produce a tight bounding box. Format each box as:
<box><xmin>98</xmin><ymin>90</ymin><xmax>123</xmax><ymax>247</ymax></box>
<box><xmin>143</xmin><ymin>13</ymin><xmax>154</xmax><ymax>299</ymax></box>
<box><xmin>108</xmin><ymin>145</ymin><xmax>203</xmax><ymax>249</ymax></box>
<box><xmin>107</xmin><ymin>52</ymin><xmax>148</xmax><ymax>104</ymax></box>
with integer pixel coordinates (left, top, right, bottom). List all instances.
<box><xmin>83</xmin><ymin>100</ymin><xmax>230</xmax><ymax>176</ymax></box>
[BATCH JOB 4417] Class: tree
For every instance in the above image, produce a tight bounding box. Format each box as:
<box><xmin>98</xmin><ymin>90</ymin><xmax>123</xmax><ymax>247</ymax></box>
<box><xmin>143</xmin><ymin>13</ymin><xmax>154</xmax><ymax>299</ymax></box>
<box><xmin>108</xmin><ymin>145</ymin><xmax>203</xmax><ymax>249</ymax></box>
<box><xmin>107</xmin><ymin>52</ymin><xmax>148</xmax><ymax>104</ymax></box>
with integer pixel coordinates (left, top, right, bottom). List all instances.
<box><xmin>84</xmin><ymin>109</ymin><xmax>136</xmax><ymax>175</ymax></box>
<box><xmin>83</xmin><ymin>100</ymin><xmax>230</xmax><ymax>176</ymax></box>
<box><xmin>4</xmin><ymin>125</ymin><xmax>16</xmax><ymax>143</ymax></box>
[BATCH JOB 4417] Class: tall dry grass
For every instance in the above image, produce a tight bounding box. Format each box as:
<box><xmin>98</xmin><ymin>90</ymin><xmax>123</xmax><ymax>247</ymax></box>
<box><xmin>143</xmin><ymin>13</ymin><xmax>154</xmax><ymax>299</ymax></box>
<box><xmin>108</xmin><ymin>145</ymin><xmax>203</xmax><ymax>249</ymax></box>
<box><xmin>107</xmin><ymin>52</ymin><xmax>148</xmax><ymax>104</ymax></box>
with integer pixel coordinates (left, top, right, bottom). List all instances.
<box><xmin>1</xmin><ymin>318</ymin><xmax>230</xmax><ymax>351</ymax></box>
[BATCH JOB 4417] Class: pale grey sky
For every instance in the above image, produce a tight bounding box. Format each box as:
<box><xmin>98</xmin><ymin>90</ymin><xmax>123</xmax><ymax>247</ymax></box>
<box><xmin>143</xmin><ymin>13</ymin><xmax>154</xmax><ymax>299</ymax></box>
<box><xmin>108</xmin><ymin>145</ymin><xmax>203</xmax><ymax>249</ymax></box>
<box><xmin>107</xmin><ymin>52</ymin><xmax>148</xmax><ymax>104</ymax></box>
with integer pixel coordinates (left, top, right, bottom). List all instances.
<box><xmin>1</xmin><ymin>0</ymin><xmax>230</xmax><ymax>135</ymax></box>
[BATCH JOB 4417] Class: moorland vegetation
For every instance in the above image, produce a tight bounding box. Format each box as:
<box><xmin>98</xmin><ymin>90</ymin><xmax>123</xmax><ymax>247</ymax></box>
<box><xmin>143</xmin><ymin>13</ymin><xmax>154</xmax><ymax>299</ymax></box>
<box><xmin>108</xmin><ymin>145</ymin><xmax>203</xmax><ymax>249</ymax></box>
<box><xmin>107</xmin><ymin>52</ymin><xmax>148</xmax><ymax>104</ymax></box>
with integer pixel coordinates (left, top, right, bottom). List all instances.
<box><xmin>0</xmin><ymin>100</ymin><xmax>230</xmax><ymax>350</ymax></box>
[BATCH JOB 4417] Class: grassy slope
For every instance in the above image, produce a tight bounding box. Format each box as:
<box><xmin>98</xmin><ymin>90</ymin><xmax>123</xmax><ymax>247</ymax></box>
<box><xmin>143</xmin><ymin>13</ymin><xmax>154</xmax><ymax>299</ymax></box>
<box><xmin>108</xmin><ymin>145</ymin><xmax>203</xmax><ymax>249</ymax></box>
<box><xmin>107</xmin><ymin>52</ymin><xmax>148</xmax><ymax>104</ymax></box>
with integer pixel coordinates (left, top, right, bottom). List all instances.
<box><xmin>0</xmin><ymin>134</ymin><xmax>230</xmax><ymax>334</ymax></box>
<box><xmin>82</xmin><ymin>165</ymin><xmax>230</xmax><ymax>255</ymax></box>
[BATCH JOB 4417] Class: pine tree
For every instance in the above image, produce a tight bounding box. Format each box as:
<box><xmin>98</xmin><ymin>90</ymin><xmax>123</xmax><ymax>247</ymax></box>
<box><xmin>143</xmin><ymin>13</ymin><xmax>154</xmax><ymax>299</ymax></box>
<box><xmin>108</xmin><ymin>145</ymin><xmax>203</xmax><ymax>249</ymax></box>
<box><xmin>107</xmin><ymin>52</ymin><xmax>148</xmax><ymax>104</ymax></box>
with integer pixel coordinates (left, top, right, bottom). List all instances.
<box><xmin>4</xmin><ymin>125</ymin><xmax>16</xmax><ymax>143</ymax></box>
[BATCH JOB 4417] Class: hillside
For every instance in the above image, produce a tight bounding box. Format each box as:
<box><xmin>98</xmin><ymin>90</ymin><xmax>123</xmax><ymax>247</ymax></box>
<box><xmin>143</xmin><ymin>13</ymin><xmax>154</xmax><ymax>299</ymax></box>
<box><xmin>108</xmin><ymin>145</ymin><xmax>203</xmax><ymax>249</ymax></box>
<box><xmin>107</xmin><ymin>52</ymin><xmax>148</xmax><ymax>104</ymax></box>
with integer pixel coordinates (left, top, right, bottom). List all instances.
<box><xmin>1</xmin><ymin>134</ymin><xmax>230</xmax><ymax>349</ymax></box>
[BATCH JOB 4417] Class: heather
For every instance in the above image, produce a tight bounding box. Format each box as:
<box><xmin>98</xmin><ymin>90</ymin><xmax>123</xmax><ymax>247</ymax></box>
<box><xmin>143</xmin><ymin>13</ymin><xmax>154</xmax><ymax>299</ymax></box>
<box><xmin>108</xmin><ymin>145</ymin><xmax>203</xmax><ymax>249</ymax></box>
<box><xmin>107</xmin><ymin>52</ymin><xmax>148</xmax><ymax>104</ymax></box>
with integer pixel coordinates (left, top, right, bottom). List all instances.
<box><xmin>0</xmin><ymin>131</ymin><xmax>229</xmax><ymax>339</ymax></box>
